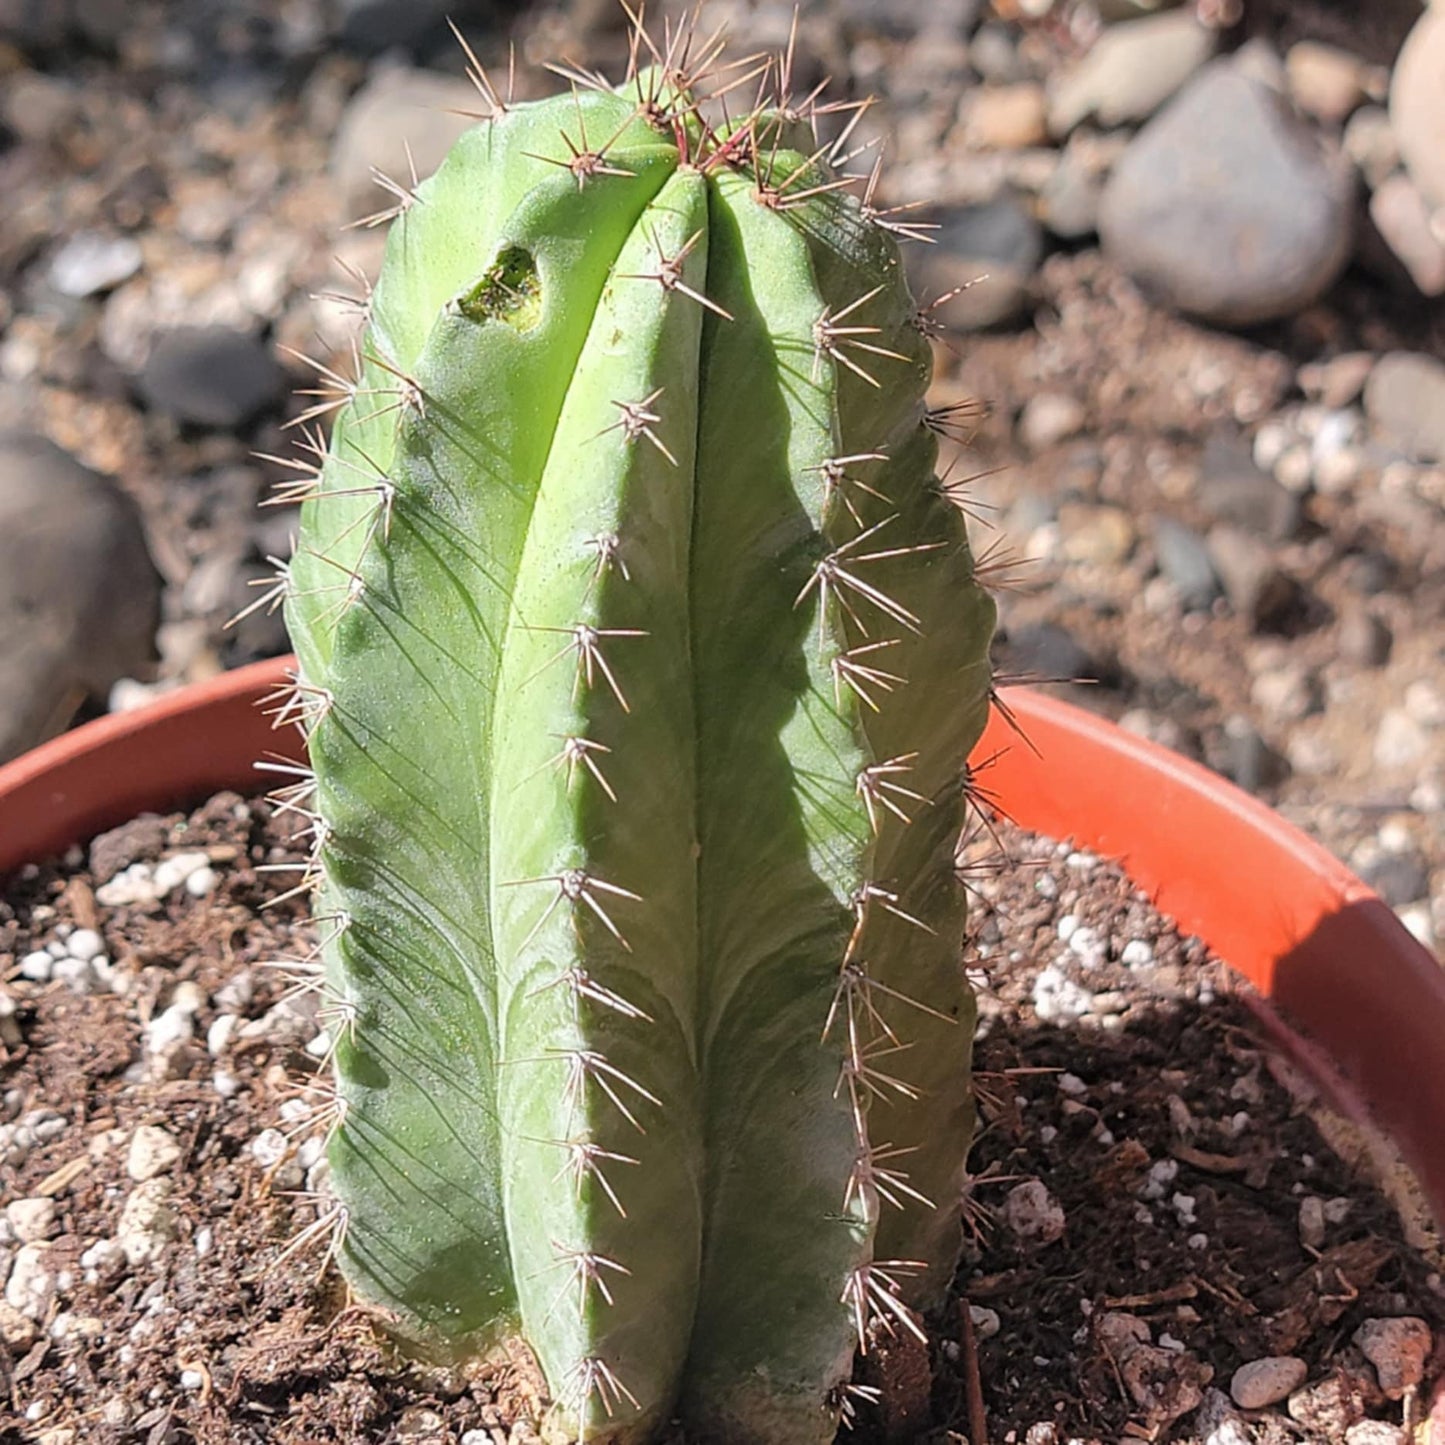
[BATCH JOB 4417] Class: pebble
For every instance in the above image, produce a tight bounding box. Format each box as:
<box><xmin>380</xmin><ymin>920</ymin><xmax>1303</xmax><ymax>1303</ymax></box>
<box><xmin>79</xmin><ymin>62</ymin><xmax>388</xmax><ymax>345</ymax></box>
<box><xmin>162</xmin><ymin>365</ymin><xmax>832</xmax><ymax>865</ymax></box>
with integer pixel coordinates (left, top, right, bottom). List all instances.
<box><xmin>1369</xmin><ymin>175</ymin><xmax>1445</xmax><ymax>297</ymax></box>
<box><xmin>5</xmin><ymin>1242</ymin><xmax>55</xmax><ymax>1319</ymax></box>
<box><xmin>1058</xmin><ymin>504</ymin><xmax>1135</xmax><ymax>566</ymax></box>
<box><xmin>1032</xmin><ymin>966</ymin><xmax>1093</xmax><ymax>1021</ymax></box>
<box><xmin>144</xmin><ymin>1005</ymin><xmax>195</xmax><ymax>1058</ymax></box>
<box><xmin>1390</xmin><ymin>6</ymin><xmax>1445</xmax><ymax>210</ymax></box>
<box><xmin>6</xmin><ymin>1198</ymin><xmax>57</xmax><ymax>1244</ymax></box>
<box><xmin>137</xmin><ymin>324</ymin><xmax>284</xmax><ymax>429</ymax></box>
<box><xmin>1152</xmin><ymin>519</ymin><xmax>1220</xmax><ymax>611</ymax></box>
<box><xmin>1002</xmin><ymin>1179</ymin><xmax>1066</xmax><ymax>1246</ymax></box>
<box><xmin>1353</xmin><ymin>1316</ymin><xmax>1431</xmax><ymax>1400</ymax></box>
<box><xmin>1000</xmin><ymin>621</ymin><xmax>1094</xmax><ymax>682</ymax></box>
<box><xmin>20</xmin><ymin>951</ymin><xmax>53</xmax><ymax>982</ymax></box>
<box><xmin>127</xmin><ymin>1124</ymin><xmax>182</xmax><ymax>1182</ymax></box>
<box><xmin>79</xmin><ymin>1238</ymin><xmax>128</xmax><ymax>1284</ymax></box>
<box><xmin>116</xmin><ymin>1180</ymin><xmax>177</xmax><ymax>1266</ymax></box>
<box><xmin>913</xmin><ymin>191</ymin><xmax>1044</xmax><ymax>329</ymax></box>
<box><xmin>1231</xmin><ymin>1355</ymin><xmax>1308</xmax><ymax>1409</ymax></box>
<box><xmin>331</xmin><ymin>65</ymin><xmax>480</xmax><ymax>219</ymax></box>
<box><xmin>1288</xmin><ymin>1374</ymin><xmax>1370</xmax><ymax>1435</ymax></box>
<box><xmin>1298</xmin><ymin>1194</ymin><xmax>1327</xmax><ymax>1249</ymax></box>
<box><xmin>47</xmin><ymin>231</ymin><xmax>143</xmax><ymax>299</ymax></box>
<box><xmin>1344</xmin><ymin>1424</ymin><xmax>1407</xmax><ymax>1445</ymax></box>
<box><xmin>1208</xmin><ymin>525</ymin><xmax>1298</xmax><ymax>630</ymax></box>
<box><xmin>1285</xmin><ymin>41</ymin><xmax>1375</xmax><ymax>125</ymax></box>
<box><xmin>1250</xmin><ymin>665</ymin><xmax>1321</xmax><ymax>724</ymax></box>
<box><xmin>89</xmin><ymin>814</ymin><xmax>168</xmax><ymax>884</ymax></box>
<box><xmin>1099</xmin><ymin>62</ymin><xmax>1355</xmax><ymax>325</ymax></box>
<box><xmin>1018</xmin><ymin>393</ymin><xmax>1087</xmax><ymax>453</ymax></box>
<box><xmin>1375</xmin><ymin>709</ymin><xmax>1431</xmax><ymax>771</ymax></box>
<box><xmin>0</xmin><ymin>431</ymin><xmax>162</xmax><ymax>765</ymax></box>
<box><xmin>1344</xmin><ymin>105</ymin><xmax>1401</xmax><ymax>189</ymax></box>
<box><xmin>1299</xmin><ymin>352</ymin><xmax>1376</xmax><ymax>410</ymax></box>
<box><xmin>65</xmin><ymin>928</ymin><xmax>105</xmax><ymax>962</ymax></box>
<box><xmin>1047</xmin><ymin>10</ymin><xmax>1215</xmax><ymax>135</ymax></box>
<box><xmin>1196</xmin><ymin>435</ymin><xmax>1300</xmax><ymax>541</ymax></box>
<box><xmin>958</xmin><ymin>83</ymin><xmax>1048</xmax><ymax>150</ymax></box>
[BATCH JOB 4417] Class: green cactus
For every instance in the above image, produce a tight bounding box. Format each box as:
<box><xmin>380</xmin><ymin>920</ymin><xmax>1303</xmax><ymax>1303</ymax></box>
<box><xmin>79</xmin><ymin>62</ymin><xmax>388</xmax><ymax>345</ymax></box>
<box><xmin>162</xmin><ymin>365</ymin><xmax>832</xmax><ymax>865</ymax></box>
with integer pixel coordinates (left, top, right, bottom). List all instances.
<box><xmin>276</xmin><ymin>21</ymin><xmax>996</xmax><ymax>1443</ymax></box>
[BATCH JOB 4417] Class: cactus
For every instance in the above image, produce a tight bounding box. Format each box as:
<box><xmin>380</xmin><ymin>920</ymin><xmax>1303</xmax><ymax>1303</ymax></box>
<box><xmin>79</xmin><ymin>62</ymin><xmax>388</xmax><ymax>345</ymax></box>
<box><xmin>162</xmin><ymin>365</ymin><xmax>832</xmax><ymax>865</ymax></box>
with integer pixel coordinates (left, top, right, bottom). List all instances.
<box><xmin>274</xmin><ymin>16</ymin><xmax>996</xmax><ymax>1443</ymax></box>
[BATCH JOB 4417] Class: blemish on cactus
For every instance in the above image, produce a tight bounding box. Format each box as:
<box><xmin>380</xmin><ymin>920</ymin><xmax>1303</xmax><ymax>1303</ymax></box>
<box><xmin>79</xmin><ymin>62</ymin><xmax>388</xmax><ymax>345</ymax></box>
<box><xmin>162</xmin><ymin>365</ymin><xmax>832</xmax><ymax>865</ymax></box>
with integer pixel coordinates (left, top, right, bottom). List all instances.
<box><xmin>275</xmin><ymin>10</ymin><xmax>996</xmax><ymax>1442</ymax></box>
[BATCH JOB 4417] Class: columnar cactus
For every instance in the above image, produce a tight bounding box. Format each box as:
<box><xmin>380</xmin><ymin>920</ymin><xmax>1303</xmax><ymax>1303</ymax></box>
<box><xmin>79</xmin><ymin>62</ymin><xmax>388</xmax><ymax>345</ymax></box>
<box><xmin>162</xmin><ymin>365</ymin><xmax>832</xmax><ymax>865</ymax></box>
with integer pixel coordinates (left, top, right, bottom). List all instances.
<box><xmin>276</xmin><ymin>18</ymin><xmax>995</xmax><ymax>1443</ymax></box>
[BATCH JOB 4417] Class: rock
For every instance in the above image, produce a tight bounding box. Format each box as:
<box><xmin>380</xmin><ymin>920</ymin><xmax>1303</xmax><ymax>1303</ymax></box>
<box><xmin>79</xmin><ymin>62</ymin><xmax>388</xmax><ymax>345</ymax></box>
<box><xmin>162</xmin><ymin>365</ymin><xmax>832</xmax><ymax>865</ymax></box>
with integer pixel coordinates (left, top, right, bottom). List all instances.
<box><xmin>137</xmin><ymin>325</ymin><xmax>284</xmax><ymax>429</ymax></box>
<box><xmin>1152</xmin><ymin>519</ymin><xmax>1220</xmax><ymax>611</ymax></box>
<box><xmin>6</xmin><ymin>1197</ymin><xmax>57</xmax><ymax>1243</ymax></box>
<box><xmin>1369</xmin><ymin>175</ymin><xmax>1445</xmax><ymax>296</ymax></box>
<box><xmin>1250</xmin><ymin>666</ymin><xmax>1321</xmax><ymax>724</ymax></box>
<box><xmin>116</xmin><ymin>1179</ymin><xmax>176</xmax><ymax>1266</ymax></box>
<box><xmin>1038</xmin><ymin>150</ymin><xmax>1103</xmax><ymax>239</ymax></box>
<box><xmin>1364</xmin><ymin>351</ymin><xmax>1445</xmax><ymax>462</ymax></box>
<box><xmin>912</xmin><ymin>191</ymin><xmax>1043</xmax><ymax>329</ymax></box>
<box><xmin>1353</xmin><ymin>1317</ymin><xmax>1431</xmax><ymax>1400</ymax></box>
<box><xmin>1207</xmin><ymin>525</ymin><xmax>1298</xmax><ymax>629</ymax></box>
<box><xmin>1344</xmin><ymin>1423</ymin><xmax>1407</xmax><ymax>1445</ymax></box>
<box><xmin>0</xmin><ymin>1300</ymin><xmax>37</xmax><ymax>1347</ymax></box>
<box><xmin>958</xmin><ymin>83</ymin><xmax>1048</xmax><ymax>150</ymax></box>
<box><xmin>0</xmin><ymin>431</ymin><xmax>161</xmax><ymax>765</ymax></box>
<box><xmin>1047</xmin><ymin>11</ymin><xmax>1215</xmax><ymax>136</ymax></box>
<box><xmin>1058</xmin><ymin>504</ymin><xmax>1135</xmax><ymax>566</ymax></box>
<box><xmin>1002</xmin><ymin>1179</ymin><xmax>1065</xmax><ymax>1246</ymax></box>
<box><xmin>48</xmin><ymin>231</ymin><xmax>143</xmax><ymax>298</ymax></box>
<box><xmin>1231</xmin><ymin>1356</ymin><xmax>1308</xmax><ymax>1409</ymax></box>
<box><xmin>1297</xmin><ymin>1195</ymin><xmax>1327</xmax><ymax>1249</ymax></box>
<box><xmin>1018</xmin><ymin>393</ymin><xmax>1086</xmax><ymax>452</ymax></box>
<box><xmin>1099</xmin><ymin>62</ymin><xmax>1356</xmax><ymax>326</ymax></box>
<box><xmin>1288</xmin><ymin>1372</ymin><xmax>1371</xmax><ymax>1435</ymax></box>
<box><xmin>1196</xmin><ymin>434</ymin><xmax>1300</xmax><ymax>541</ymax></box>
<box><xmin>88</xmin><ymin>814</ymin><xmax>168</xmax><ymax>882</ymax></box>
<box><xmin>331</xmin><ymin>65</ymin><xmax>480</xmax><ymax>220</ymax></box>
<box><xmin>4</xmin><ymin>1242</ymin><xmax>54</xmax><ymax>1318</ymax></box>
<box><xmin>1299</xmin><ymin>352</ymin><xmax>1375</xmax><ymax>410</ymax></box>
<box><xmin>1374</xmin><ymin>709</ymin><xmax>1430</xmax><ymax>771</ymax></box>
<box><xmin>127</xmin><ymin>1124</ymin><xmax>181</xmax><ymax>1182</ymax></box>
<box><xmin>1285</xmin><ymin>42</ymin><xmax>1375</xmax><ymax>125</ymax></box>
<box><xmin>336</xmin><ymin>0</ymin><xmax>496</xmax><ymax>57</ymax></box>
<box><xmin>1338</xmin><ymin>609</ymin><xmax>1392</xmax><ymax>668</ymax></box>
<box><xmin>1000</xmin><ymin>622</ymin><xmax>1094</xmax><ymax>682</ymax></box>
<box><xmin>1193</xmin><ymin>1388</ymin><xmax>1251</xmax><ymax>1445</ymax></box>
<box><xmin>1390</xmin><ymin>7</ymin><xmax>1445</xmax><ymax>209</ymax></box>
<box><xmin>1216</xmin><ymin>716</ymin><xmax>1290</xmax><ymax>794</ymax></box>
<box><xmin>1344</xmin><ymin>105</ymin><xmax>1401</xmax><ymax>189</ymax></box>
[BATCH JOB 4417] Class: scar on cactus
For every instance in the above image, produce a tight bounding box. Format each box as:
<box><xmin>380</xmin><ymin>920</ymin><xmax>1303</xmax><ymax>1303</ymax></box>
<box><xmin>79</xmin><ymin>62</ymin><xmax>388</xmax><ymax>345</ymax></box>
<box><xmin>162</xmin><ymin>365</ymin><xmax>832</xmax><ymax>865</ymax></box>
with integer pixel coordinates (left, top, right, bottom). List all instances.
<box><xmin>249</xmin><ymin>5</ymin><xmax>1025</xmax><ymax>1440</ymax></box>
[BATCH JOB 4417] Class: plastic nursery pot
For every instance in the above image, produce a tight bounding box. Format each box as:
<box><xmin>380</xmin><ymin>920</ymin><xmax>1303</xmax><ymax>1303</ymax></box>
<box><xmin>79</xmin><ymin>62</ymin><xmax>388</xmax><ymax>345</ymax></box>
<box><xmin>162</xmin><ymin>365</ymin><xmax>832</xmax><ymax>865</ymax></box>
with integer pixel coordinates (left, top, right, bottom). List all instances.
<box><xmin>1</xmin><ymin>659</ymin><xmax>1442</xmax><ymax>1232</ymax></box>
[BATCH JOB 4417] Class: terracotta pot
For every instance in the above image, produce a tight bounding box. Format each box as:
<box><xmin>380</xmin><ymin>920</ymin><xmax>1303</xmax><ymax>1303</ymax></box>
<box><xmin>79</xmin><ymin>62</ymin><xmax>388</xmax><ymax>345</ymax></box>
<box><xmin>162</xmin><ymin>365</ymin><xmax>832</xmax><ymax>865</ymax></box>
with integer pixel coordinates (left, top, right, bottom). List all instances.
<box><xmin>2</xmin><ymin>659</ymin><xmax>1441</xmax><ymax>1228</ymax></box>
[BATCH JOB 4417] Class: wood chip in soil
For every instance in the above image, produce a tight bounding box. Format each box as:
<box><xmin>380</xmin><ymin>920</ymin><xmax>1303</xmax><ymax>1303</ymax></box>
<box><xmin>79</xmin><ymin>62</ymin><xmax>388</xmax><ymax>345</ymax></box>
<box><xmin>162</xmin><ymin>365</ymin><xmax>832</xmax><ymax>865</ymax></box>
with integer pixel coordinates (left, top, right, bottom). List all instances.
<box><xmin>0</xmin><ymin>797</ymin><xmax>1440</xmax><ymax>1444</ymax></box>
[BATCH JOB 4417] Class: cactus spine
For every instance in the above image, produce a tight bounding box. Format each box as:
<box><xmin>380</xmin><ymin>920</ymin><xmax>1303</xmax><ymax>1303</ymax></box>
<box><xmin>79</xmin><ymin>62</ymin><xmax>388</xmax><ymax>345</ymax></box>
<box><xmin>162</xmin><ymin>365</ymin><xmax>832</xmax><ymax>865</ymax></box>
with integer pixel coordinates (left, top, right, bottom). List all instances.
<box><xmin>279</xmin><ymin>19</ymin><xmax>996</xmax><ymax>1443</ymax></box>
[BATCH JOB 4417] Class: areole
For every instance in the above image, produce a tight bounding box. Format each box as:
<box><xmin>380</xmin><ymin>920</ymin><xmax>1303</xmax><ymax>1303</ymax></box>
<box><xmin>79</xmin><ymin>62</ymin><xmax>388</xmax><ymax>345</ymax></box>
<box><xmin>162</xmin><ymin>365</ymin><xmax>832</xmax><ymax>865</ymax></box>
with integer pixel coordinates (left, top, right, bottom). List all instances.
<box><xmin>1</xmin><ymin>656</ymin><xmax>1440</xmax><ymax>1241</ymax></box>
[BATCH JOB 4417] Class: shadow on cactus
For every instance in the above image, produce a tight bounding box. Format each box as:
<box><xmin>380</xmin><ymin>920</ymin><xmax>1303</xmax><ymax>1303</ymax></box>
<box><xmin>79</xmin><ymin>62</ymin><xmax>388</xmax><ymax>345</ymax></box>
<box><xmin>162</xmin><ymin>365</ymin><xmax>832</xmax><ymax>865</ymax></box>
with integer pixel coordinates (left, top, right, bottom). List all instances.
<box><xmin>271</xmin><ymin>11</ymin><xmax>997</xmax><ymax>1442</ymax></box>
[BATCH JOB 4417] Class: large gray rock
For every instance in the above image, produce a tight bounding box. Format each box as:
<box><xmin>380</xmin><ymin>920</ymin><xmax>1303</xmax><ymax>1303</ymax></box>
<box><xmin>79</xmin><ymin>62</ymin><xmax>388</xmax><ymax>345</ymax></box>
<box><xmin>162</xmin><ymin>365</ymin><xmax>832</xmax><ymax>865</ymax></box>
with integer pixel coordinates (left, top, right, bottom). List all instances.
<box><xmin>0</xmin><ymin>432</ymin><xmax>161</xmax><ymax>764</ymax></box>
<box><xmin>1390</xmin><ymin>6</ymin><xmax>1445</xmax><ymax>210</ymax></box>
<box><xmin>1099</xmin><ymin>62</ymin><xmax>1356</xmax><ymax>326</ymax></box>
<box><xmin>331</xmin><ymin>65</ymin><xmax>482</xmax><ymax>220</ymax></box>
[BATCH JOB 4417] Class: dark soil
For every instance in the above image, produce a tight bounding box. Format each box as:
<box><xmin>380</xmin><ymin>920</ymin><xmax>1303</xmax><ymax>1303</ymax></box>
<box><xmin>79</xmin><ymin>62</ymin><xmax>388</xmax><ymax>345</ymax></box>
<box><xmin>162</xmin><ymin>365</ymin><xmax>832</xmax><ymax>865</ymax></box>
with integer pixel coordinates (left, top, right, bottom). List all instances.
<box><xmin>0</xmin><ymin>798</ymin><xmax>1440</xmax><ymax>1443</ymax></box>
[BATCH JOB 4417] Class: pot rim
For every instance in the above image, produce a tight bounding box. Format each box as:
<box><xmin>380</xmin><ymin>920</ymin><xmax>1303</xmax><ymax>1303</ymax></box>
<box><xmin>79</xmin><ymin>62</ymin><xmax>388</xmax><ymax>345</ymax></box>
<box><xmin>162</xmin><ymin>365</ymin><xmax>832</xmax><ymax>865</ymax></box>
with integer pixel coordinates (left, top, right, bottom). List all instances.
<box><xmin>2</xmin><ymin>659</ymin><xmax>1441</xmax><ymax>1228</ymax></box>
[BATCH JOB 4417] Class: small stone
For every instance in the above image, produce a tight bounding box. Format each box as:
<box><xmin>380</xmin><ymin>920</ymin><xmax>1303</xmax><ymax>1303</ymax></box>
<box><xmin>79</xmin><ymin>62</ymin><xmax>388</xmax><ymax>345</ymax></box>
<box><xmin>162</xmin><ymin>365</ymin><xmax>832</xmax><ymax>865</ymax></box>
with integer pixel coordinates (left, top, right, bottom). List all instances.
<box><xmin>88</xmin><ymin>814</ymin><xmax>167</xmax><ymax>883</ymax></box>
<box><xmin>47</xmin><ymin>231</ymin><xmax>143</xmax><ymax>299</ymax></box>
<box><xmin>1208</xmin><ymin>526</ymin><xmax>1298</xmax><ymax>630</ymax></box>
<box><xmin>1288</xmin><ymin>1373</ymin><xmax>1371</xmax><ymax>1434</ymax></box>
<box><xmin>19</xmin><ymin>950</ymin><xmax>52</xmax><ymax>982</ymax></box>
<box><xmin>1390</xmin><ymin>7</ymin><xmax>1445</xmax><ymax>210</ymax></box>
<box><xmin>1299</xmin><ymin>352</ymin><xmax>1376</xmax><ymax>409</ymax></box>
<box><xmin>332</xmin><ymin>66</ymin><xmax>480</xmax><ymax>219</ymax></box>
<box><xmin>65</xmin><ymin>928</ymin><xmax>105</xmax><ymax>962</ymax></box>
<box><xmin>152</xmin><ymin>850</ymin><xmax>213</xmax><ymax>896</ymax></box>
<box><xmin>138</xmin><ymin>325</ymin><xmax>284</xmax><ymax>430</ymax></box>
<box><xmin>1100</xmin><ymin>62</ymin><xmax>1355</xmax><ymax>325</ymax></box>
<box><xmin>79</xmin><ymin>1238</ymin><xmax>127</xmax><ymax>1283</ymax></box>
<box><xmin>1001</xmin><ymin>621</ymin><xmax>1095</xmax><ymax>682</ymax></box>
<box><xmin>127</xmin><ymin>1125</ymin><xmax>181</xmax><ymax>1182</ymax></box>
<box><xmin>116</xmin><ymin>1179</ymin><xmax>176</xmax><ymax>1266</ymax></box>
<box><xmin>1039</xmin><ymin>150</ymin><xmax>1104</xmax><ymax>239</ymax></box>
<box><xmin>1018</xmin><ymin>393</ymin><xmax>1087</xmax><ymax>452</ymax></box>
<box><xmin>1369</xmin><ymin>175</ymin><xmax>1445</xmax><ymax>297</ymax></box>
<box><xmin>969</xmin><ymin>1304</ymin><xmax>1001</xmax><ymax>1339</ymax></box>
<box><xmin>1152</xmin><ymin>519</ymin><xmax>1220</xmax><ymax>610</ymax></box>
<box><xmin>1196</xmin><ymin>434</ymin><xmax>1300</xmax><ymax>541</ymax></box>
<box><xmin>1366</xmin><ymin>352</ymin><xmax>1445</xmax><ymax>464</ymax></box>
<box><xmin>1285</xmin><ymin>41</ymin><xmax>1373</xmax><ymax>124</ymax></box>
<box><xmin>912</xmin><ymin>191</ymin><xmax>1044</xmax><ymax>330</ymax></box>
<box><xmin>1058</xmin><ymin>505</ymin><xmax>1135</xmax><ymax>566</ymax></box>
<box><xmin>1344</xmin><ymin>105</ymin><xmax>1401</xmax><ymax>189</ymax></box>
<box><xmin>251</xmin><ymin>1128</ymin><xmax>290</xmax><ymax>1170</ymax></box>
<box><xmin>1251</xmin><ymin>666</ymin><xmax>1321</xmax><ymax>723</ymax></box>
<box><xmin>0</xmin><ymin>1301</ymin><xmax>37</xmax><ymax>1347</ymax></box>
<box><xmin>1194</xmin><ymin>1387</ymin><xmax>1252</xmax><ymax>1445</ymax></box>
<box><xmin>144</xmin><ymin>1004</ymin><xmax>195</xmax><ymax>1058</ymax></box>
<box><xmin>1406</xmin><ymin>678</ymin><xmax>1445</xmax><ymax>728</ymax></box>
<box><xmin>1047</xmin><ymin>10</ymin><xmax>1215</xmax><ymax>135</ymax></box>
<box><xmin>207</xmin><ymin>1014</ymin><xmax>239</xmax><ymax>1057</ymax></box>
<box><xmin>1374</xmin><ymin>709</ymin><xmax>1430</xmax><ymax>771</ymax></box>
<box><xmin>1352</xmin><ymin>1317</ymin><xmax>1431</xmax><ymax>1400</ymax></box>
<box><xmin>6</xmin><ymin>1198</ymin><xmax>57</xmax><ymax>1244</ymax></box>
<box><xmin>959</xmin><ymin>83</ymin><xmax>1048</xmax><ymax>150</ymax></box>
<box><xmin>1002</xmin><ymin>1179</ymin><xmax>1066</xmax><ymax>1247</ymax></box>
<box><xmin>185</xmin><ymin>865</ymin><xmax>219</xmax><ymax>897</ymax></box>
<box><xmin>1298</xmin><ymin>1195</ymin><xmax>1327</xmax><ymax>1249</ymax></box>
<box><xmin>1344</xmin><ymin>1423</ymin><xmax>1407</xmax><ymax>1445</ymax></box>
<box><xmin>1231</xmin><ymin>1356</ymin><xmax>1307</xmax><ymax>1409</ymax></box>
<box><xmin>5</xmin><ymin>1242</ymin><xmax>54</xmax><ymax>1318</ymax></box>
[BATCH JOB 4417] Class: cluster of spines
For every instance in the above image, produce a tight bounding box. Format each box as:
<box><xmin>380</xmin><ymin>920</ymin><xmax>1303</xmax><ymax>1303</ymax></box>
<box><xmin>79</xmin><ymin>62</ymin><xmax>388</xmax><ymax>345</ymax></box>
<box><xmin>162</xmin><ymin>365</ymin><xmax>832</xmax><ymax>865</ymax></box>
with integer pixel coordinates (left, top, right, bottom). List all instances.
<box><xmin>243</xmin><ymin>4</ymin><xmax>1020</xmax><ymax>1433</ymax></box>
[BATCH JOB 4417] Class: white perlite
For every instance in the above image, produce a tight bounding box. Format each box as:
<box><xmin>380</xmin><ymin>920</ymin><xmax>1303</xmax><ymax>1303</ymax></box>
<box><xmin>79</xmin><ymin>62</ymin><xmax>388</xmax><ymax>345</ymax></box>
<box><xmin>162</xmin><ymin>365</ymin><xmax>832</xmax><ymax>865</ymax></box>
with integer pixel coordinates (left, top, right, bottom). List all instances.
<box><xmin>116</xmin><ymin>1180</ymin><xmax>177</xmax><ymax>1266</ymax></box>
<box><xmin>6</xmin><ymin>1197</ymin><xmax>58</xmax><ymax>1243</ymax></box>
<box><xmin>127</xmin><ymin>1124</ymin><xmax>182</xmax><ymax>1182</ymax></box>
<box><xmin>1003</xmin><ymin>1179</ymin><xmax>1067</xmax><ymax>1247</ymax></box>
<box><xmin>5</xmin><ymin>1242</ymin><xmax>55</xmax><ymax>1318</ymax></box>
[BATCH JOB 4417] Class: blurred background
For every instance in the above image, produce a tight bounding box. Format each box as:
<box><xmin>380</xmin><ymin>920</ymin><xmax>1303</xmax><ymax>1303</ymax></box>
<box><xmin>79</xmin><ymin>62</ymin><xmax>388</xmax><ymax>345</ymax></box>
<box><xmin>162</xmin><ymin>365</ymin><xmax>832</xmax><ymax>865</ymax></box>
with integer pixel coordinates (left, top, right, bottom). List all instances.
<box><xmin>0</xmin><ymin>0</ymin><xmax>1441</xmax><ymax>951</ymax></box>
